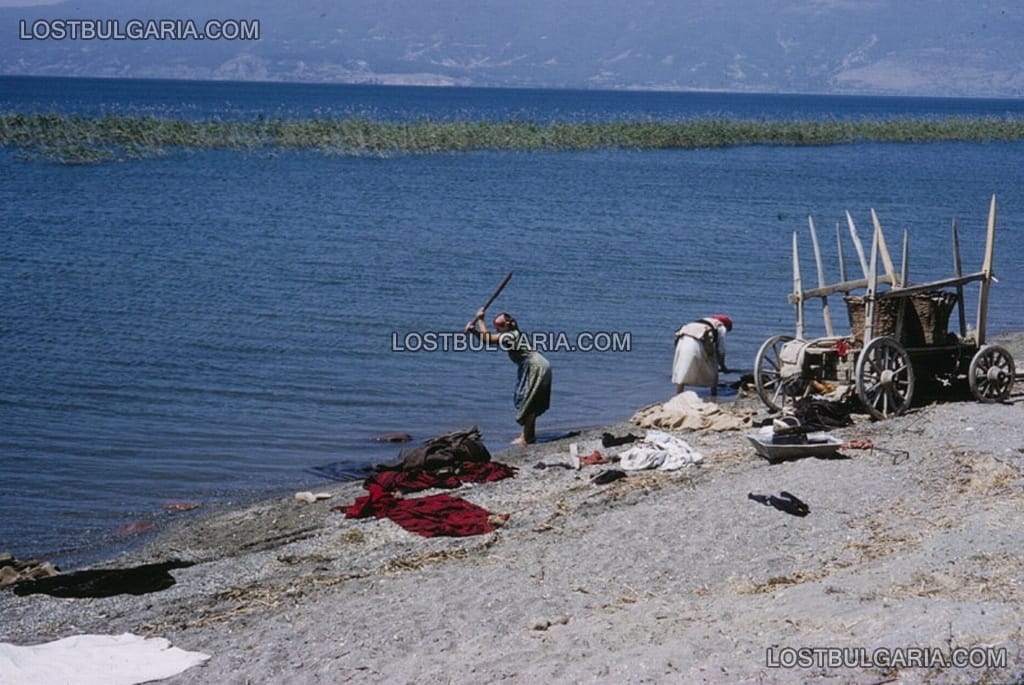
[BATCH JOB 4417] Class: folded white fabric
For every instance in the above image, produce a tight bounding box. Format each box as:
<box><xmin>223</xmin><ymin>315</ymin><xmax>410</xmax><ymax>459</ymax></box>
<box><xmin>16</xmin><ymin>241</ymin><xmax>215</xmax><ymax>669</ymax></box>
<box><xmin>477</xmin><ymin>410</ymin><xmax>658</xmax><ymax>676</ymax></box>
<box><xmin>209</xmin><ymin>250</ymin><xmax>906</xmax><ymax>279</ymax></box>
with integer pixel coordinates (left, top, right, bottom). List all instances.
<box><xmin>0</xmin><ymin>633</ymin><xmax>210</xmax><ymax>685</ymax></box>
<box><xmin>618</xmin><ymin>430</ymin><xmax>703</xmax><ymax>471</ymax></box>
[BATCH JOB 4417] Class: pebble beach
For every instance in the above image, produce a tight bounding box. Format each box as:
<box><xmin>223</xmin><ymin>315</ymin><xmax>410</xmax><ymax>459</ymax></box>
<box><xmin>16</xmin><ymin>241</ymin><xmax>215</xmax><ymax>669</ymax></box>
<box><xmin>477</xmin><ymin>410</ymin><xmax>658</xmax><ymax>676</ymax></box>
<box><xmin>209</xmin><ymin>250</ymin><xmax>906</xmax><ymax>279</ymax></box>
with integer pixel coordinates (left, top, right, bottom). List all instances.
<box><xmin>2</xmin><ymin>334</ymin><xmax>1023</xmax><ymax>685</ymax></box>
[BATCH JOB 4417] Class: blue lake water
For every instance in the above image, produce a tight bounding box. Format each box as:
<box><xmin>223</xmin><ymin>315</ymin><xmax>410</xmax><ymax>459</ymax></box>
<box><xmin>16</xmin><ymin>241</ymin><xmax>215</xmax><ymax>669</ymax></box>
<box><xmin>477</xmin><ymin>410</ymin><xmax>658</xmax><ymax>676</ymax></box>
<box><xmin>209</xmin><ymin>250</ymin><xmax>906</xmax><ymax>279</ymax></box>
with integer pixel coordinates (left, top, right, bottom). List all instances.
<box><xmin>1</xmin><ymin>76</ymin><xmax>1023</xmax><ymax>567</ymax></box>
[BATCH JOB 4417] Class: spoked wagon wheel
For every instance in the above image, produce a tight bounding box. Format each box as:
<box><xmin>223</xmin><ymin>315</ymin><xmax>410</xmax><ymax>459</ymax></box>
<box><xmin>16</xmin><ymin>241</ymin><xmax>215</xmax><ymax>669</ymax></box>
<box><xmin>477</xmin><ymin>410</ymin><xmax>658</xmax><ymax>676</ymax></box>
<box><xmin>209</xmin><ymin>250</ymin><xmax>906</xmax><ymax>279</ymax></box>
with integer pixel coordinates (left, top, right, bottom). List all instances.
<box><xmin>754</xmin><ymin>335</ymin><xmax>797</xmax><ymax>412</ymax></box>
<box><xmin>855</xmin><ymin>336</ymin><xmax>915</xmax><ymax>419</ymax></box>
<box><xmin>968</xmin><ymin>345</ymin><xmax>1015</xmax><ymax>402</ymax></box>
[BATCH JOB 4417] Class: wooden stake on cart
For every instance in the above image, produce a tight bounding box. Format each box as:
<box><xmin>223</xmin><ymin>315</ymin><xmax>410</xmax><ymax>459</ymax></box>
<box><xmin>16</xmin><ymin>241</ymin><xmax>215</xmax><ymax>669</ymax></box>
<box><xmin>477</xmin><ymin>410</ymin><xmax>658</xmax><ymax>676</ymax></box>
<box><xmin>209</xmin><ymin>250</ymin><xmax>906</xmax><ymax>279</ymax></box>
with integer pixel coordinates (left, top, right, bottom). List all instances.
<box><xmin>892</xmin><ymin>228</ymin><xmax>909</xmax><ymax>341</ymax></box>
<box><xmin>836</xmin><ymin>222</ymin><xmax>847</xmax><ymax>284</ymax></box>
<box><xmin>846</xmin><ymin>211</ymin><xmax>870</xmax><ymax>279</ymax></box>
<box><xmin>870</xmin><ymin>209</ymin><xmax>899</xmax><ymax>287</ymax></box>
<box><xmin>952</xmin><ymin>220</ymin><xmax>968</xmax><ymax>337</ymax></box>
<box><xmin>976</xmin><ymin>194</ymin><xmax>997</xmax><ymax>345</ymax></box>
<box><xmin>793</xmin><ymin>232</ymin><xmax>805</xmax><ymax>340</ymax></box>
<box><xmin>808</xmin><ymin>216</ymin><xmax>834</xmax><ymax>336</ymax></box>
<box><xmin>864</xmin><ymin>217</ymin><xmax>880</xmax><ymax>342</ymax></box>
<box><xmin>900</xmin><ymin>230</ymin><xmax>910</xmax><ymax>287</ymax></box>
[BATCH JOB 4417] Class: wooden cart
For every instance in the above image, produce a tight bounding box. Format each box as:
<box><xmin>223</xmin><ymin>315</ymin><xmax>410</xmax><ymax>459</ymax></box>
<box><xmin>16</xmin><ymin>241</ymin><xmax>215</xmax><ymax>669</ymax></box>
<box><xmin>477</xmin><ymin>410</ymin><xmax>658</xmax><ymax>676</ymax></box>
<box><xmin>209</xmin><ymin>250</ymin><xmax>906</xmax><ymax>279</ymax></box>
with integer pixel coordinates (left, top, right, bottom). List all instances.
<box><xmin>754</xmin><ymin>195</ymin><xmax>1015</xmax><ymax>419</ymax></box>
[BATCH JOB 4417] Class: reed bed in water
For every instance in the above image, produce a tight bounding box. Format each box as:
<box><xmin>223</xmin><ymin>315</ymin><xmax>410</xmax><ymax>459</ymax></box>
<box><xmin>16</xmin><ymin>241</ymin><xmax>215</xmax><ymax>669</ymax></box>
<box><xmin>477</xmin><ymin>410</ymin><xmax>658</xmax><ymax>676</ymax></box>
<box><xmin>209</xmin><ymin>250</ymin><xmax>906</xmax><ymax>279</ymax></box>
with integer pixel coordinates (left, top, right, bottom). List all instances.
<box><xmin>2</xmin><ymin>113</ymin><xmax>1024</xmax><ymax>163</ymax></box>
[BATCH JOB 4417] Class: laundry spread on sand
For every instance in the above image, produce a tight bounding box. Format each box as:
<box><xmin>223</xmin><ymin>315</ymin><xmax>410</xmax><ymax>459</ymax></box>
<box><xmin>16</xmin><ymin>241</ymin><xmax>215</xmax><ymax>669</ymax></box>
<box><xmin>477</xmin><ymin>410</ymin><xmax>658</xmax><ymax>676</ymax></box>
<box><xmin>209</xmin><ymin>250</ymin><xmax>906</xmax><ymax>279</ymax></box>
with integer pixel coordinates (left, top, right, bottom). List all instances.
<box><xmin>338</xmin><ymin>427</ymin><xmax>515</xmax><ymax>538</ymax></box>
<box><xmin>13</xmin><ymin>560</ymin><xmax>194</xmax><ymax>599</ymax></box>
<box><xmin>631</xmin><ymin>391</ymin><xmax>754</xmax><ymax>431</ymax></box>
<box><xmin>363</xmin><ymin>461</ymin><xmax>516</xmax><ymax>494</ymax></box>
<box><xmin>344</xmin><ymin>491</ymin><xmax>507</xmax><ymax>537</ymax></box>
<box><xmin>617</xmin><ymin>430</ymin><xmax>703</xmax><ymax>471</ymax></box>
<box><xmin>339</xmin><ymin>463</ymin><xmax>514</xmax><ymax>537</ymax></box>
<box><xmin>0</xmin><ymin>633</ymin><xmax>209</xmax><ymax>685</ymax></box>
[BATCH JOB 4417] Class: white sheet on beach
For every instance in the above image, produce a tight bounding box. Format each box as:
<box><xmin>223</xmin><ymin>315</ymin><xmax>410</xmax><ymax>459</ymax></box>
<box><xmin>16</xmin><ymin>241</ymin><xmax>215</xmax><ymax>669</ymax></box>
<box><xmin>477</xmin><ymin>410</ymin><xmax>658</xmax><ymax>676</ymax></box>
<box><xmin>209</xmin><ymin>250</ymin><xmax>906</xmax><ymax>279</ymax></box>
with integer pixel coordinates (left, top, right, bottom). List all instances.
<box><xmin>618</xmin><ymin>430</ymin><xmax>703</xmax><ymax>471</ymax></box>
<box><xmin>0</xmin><ymin>633</ymin><xmax>209</xmax><ymax>685</ymax></box>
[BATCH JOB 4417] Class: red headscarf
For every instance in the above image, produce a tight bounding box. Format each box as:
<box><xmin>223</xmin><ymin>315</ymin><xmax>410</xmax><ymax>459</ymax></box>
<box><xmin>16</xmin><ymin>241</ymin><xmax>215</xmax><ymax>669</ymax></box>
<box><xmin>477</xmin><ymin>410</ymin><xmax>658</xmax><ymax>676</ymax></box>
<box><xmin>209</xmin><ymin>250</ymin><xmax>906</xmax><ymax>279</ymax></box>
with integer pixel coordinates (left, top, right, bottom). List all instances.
<box><xmin>710</xmin><ymin>314</ymin><xmax>733</xmax><ymax>332</ymax></box>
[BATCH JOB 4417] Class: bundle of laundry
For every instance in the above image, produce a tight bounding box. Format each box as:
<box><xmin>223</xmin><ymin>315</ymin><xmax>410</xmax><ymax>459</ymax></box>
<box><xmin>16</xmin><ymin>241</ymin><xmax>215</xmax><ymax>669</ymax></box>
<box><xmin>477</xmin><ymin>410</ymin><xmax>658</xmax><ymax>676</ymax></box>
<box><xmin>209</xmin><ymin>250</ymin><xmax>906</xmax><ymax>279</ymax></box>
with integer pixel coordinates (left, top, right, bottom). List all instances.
<box><xmin>631</xmin><ymin>391</ymin><xmax>753</xmax><ymax>431</ymax></box>
<box><xmin>617</xmin><ymin>430</ymin><xmax>703</xmax><ymax>471</ymax></box>
<box><xmin>339</xmin><ymin>427</ymin><xmax>515</xmax><ymax>537</ymax></box>
<box><xmin>380</xmin><ymin>425</ymin><xmax>491</xmax><ymax>474</ymax></box>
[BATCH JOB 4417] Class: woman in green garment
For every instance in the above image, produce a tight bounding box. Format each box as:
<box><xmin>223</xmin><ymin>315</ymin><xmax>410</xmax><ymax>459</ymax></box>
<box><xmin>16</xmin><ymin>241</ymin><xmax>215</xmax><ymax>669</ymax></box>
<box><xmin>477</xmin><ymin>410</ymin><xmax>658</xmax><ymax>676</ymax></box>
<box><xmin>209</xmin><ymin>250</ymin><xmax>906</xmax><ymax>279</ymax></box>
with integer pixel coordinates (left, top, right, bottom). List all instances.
<box><xmin>466</xmin><ymin>307</ymin><xmax>552</xmax><ymax>445</ymax></box>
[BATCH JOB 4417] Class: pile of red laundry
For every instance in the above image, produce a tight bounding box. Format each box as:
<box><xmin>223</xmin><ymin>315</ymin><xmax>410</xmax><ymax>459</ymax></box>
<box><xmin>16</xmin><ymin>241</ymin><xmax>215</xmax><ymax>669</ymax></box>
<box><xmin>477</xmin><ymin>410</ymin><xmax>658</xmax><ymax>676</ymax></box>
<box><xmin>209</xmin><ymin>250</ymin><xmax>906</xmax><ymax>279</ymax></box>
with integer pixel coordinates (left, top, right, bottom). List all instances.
<box><xmin>334</xmin><ymin>427</ymin><xmax>516</xmax><ymax>537</ymax></box>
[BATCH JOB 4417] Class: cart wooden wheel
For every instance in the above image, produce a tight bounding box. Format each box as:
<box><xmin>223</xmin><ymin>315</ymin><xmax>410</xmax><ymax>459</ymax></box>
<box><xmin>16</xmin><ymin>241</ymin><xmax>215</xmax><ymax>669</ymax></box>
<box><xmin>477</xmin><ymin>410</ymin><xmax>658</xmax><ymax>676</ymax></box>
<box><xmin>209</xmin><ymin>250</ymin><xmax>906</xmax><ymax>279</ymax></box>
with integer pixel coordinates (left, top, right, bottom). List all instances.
<box><xmin>754</xmin><ymin>334</ymin><xmax>797</xmax><ymax>411</ymax></box>
<box><xmin>968</xmin><ymin>345</ymin><xmax>1015</xmax><ymax>402</ymax></box>
<box><xmin>855</xmin><ymin>336</ymin><xmax>915</xmax><ymax>419</ymax></box>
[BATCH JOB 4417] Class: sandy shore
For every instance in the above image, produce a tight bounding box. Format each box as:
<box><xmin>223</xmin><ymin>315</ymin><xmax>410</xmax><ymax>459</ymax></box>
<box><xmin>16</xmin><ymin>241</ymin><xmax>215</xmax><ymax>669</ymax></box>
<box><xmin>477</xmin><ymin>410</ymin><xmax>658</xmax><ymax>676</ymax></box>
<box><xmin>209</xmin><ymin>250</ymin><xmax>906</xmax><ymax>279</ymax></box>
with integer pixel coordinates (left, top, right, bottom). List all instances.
<box><xmin>2</xmin><ymin>334</ymin><xmax>1023</xmax><ymax>684</ymax></box>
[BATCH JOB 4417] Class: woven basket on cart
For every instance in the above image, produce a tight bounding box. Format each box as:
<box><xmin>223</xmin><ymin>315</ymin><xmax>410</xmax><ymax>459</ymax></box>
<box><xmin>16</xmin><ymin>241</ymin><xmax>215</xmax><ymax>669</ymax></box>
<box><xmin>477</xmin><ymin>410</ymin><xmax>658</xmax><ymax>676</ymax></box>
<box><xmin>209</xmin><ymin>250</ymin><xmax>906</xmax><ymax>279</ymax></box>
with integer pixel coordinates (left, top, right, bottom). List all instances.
<box><xmin>844</xmin><ymin>291</ymin><xmax>957</xmax><ymax>346</ymax></box>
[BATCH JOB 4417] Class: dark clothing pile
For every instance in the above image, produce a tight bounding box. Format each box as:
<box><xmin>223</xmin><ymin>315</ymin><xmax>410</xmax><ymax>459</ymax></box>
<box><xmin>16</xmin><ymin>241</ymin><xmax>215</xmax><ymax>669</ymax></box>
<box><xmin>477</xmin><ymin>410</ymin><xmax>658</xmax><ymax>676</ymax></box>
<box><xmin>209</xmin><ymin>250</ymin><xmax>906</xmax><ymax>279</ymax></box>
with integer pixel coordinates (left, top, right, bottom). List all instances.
<box><xmin>12</xmin><ymin>560</ymin><xmax>194</xmax><ymax>598</ymax></box>
<box><xmin>601</xmin><ymin>432</ymin><xmax>640</xmax><ymax>448</ymax></box>
<box><xmin>792</xmin><ymin>396</ymin><xmax>856</xmax><ymax>431</ymax></box>
<box><xmin>381</xmin><ymin>426</ymin><xmax>492</xmax><ymax>473</ymax></box>
<box><xmin>339</xmin><ymin>427</ymin><xmax>516</xmax><ymax>537</ymax></box>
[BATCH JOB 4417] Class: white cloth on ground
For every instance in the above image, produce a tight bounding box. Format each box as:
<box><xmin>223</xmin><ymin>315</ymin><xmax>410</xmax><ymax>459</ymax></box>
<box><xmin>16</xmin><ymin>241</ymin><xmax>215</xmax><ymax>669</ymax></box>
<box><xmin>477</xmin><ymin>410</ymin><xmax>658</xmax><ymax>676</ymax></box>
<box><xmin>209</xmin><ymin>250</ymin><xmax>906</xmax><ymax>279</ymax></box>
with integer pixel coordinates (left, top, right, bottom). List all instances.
<box><xmin>618</xmin><ymin>429</ymin><xmax>703</xmax><ymax>471</ymax></box>
<box><xmin>0</xmin><ymin>633</ymin><xmax>210</xmax><ymax>685</ymax></box>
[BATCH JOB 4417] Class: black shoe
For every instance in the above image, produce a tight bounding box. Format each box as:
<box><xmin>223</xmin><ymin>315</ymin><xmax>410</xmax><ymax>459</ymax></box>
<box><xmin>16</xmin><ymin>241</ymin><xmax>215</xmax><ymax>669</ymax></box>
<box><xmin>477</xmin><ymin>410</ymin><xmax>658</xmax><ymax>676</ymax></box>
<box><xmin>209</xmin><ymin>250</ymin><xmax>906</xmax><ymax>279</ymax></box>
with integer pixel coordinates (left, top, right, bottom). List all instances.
<box><xmin>592</xmin><ymin>469</ymin><xmax>627</xmax><ymax>485</ymax></box>
<box><xmin>748</xmin><ymin>491</ymin><xmax>810</xmax><ymax>517</ymax></box>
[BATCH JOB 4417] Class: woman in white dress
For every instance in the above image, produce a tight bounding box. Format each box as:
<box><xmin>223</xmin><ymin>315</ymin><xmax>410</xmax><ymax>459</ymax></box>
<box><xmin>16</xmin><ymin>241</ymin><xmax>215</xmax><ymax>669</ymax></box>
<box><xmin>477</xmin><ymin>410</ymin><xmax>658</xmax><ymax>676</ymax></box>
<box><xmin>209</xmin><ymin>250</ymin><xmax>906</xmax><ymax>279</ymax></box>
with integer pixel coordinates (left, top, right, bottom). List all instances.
<box><xmin>672</xmin><ymin>314</ymin><xmax>732</xmax><ymax>396</ymax></box>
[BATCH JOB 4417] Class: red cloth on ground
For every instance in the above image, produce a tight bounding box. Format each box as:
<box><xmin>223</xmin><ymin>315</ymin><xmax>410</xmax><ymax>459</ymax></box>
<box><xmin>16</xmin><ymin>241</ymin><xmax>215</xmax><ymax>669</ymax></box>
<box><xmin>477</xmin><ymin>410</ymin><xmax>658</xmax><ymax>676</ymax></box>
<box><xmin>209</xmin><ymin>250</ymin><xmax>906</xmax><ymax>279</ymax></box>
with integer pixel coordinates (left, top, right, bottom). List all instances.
<box><xmin>452</xmin><ymin>461</ymin><xmax>517</xmax><ymax>484</ymax></box>
<box><xmin>342</xmin><ymin>481</ymin><xmax>397</xmax><ymax>519</ymax></box>
<box><xmin>337</xmin><ymin>460</ymin><xmax>515</xmax><ymax>537</ymax></box>
<box><xmin>380</xmin><ymin>494</ymin><xmax>504</xmax><ymax>537</ymax></box>
<box><xmin>368</xmin><ymin>461</ymin><xmax>516</xmax><ymax>494</ymax></box>
<box><xmin>579</xmin><ymin>451</ymin><xmax>610</xmax><ymax>466</ymax></box>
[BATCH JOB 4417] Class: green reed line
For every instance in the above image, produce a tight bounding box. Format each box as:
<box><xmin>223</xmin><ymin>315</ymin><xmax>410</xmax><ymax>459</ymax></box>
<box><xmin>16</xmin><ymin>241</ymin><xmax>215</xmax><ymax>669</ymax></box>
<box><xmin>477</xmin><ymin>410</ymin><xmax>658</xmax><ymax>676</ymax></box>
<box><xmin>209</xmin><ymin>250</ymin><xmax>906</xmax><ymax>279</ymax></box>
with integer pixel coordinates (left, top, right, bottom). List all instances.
<box><xmin>2</xmin><ymin>113</ymin><xmax>1024</xmax><ymax>163</ymax></box>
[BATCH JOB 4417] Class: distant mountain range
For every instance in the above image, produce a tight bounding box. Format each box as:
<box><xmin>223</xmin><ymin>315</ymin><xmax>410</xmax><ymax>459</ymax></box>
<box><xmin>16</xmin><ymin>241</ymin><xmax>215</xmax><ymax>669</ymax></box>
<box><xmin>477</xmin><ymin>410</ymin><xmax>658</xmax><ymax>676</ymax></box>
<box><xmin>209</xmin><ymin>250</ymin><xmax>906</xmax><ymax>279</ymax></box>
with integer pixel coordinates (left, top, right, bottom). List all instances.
<box><xmin>3</xmin><ymin>0</ymin><xmax>1023</xmax><ymax>97</ymax></box>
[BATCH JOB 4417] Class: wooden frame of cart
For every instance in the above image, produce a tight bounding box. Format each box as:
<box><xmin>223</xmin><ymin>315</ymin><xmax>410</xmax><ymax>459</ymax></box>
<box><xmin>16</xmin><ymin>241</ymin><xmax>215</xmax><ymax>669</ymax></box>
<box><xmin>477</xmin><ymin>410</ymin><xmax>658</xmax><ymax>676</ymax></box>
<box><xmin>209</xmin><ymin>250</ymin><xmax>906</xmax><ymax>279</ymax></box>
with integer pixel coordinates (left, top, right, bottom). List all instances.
<box><xmin>754</xmin><ymin>195</ymin><xmax>1015</xmax><ymax>419</ymax></box>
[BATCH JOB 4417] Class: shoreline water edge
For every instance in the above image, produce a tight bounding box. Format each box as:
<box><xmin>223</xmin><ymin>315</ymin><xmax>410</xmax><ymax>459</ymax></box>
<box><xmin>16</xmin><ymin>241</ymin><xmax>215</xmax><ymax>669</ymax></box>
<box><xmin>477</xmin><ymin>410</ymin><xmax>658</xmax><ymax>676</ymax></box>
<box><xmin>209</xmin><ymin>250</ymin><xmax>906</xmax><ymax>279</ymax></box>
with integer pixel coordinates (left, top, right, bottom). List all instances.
<box><xmin>1</xmin><ymin>333</ymin><xmax>1022</xmax><ymax>684</ymax></box>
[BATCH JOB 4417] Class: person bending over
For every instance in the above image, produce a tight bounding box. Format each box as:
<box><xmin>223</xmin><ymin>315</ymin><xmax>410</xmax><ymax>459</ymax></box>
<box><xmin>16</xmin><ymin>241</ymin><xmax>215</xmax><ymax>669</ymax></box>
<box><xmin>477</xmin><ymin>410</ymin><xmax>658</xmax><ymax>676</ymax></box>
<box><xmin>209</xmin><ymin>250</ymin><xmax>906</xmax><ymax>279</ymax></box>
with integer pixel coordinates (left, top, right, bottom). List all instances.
<box><xmin>672</xmin><ymin>314</ymin><xmax>732</xmax><ymax>397</ymax></box>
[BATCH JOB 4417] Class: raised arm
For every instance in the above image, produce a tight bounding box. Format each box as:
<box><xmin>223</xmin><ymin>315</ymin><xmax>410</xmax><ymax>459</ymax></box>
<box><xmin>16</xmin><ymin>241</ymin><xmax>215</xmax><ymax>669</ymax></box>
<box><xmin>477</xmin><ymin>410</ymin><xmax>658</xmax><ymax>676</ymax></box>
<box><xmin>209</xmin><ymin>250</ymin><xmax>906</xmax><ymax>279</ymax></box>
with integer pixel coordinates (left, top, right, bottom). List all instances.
<box><xmin>465</xmin><ymin>307</ymin><xmax>503</xmax><ymax>345</ymax></box>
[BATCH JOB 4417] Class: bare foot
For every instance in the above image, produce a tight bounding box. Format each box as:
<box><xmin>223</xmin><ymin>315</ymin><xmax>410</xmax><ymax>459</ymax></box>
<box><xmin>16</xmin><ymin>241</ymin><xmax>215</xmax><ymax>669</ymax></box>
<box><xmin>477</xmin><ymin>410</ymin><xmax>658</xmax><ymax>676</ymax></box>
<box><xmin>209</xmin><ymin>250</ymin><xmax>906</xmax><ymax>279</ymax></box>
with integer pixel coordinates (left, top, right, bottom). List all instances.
<box><xmin>511</xmin><ymin>436</ymin><xmax>528</xmax><ymax>446</ymax></box>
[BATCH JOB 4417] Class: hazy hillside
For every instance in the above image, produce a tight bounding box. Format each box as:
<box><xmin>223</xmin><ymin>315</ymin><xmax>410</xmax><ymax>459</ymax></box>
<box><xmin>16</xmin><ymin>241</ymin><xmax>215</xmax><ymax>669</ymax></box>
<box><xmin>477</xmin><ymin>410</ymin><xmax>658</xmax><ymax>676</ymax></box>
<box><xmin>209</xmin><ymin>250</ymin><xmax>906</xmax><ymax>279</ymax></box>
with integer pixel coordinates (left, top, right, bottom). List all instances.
<box><xmin>3</xmin><ymin>0</ymin><xmax>1023</xmax><ymax>96</ymax></box>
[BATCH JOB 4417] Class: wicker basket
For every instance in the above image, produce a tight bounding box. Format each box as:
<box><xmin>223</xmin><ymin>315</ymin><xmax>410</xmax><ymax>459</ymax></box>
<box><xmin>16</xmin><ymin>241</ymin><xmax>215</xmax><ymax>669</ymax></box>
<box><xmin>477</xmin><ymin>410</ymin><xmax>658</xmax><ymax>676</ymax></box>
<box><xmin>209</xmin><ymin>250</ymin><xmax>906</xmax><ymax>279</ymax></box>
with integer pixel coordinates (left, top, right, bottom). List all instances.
<box><xmin>844</xmin><ymin>291</ymin><xmax>957</xmax><ymax>345</ymax></box>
